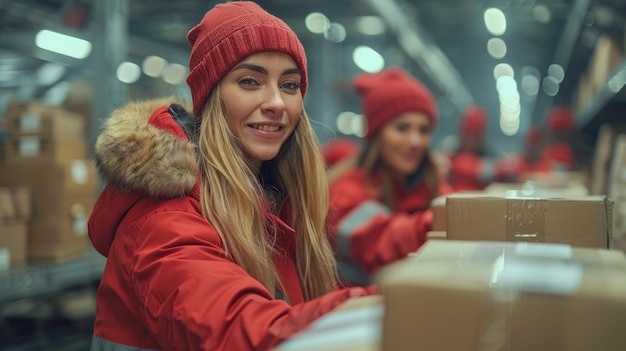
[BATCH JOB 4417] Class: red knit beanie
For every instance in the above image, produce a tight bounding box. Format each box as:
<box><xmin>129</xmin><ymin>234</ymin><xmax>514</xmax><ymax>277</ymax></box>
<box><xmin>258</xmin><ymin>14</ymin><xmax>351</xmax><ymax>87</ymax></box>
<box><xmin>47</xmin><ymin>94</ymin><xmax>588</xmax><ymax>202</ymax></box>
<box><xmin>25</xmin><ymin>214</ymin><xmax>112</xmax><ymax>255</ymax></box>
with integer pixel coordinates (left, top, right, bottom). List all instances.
<box><xmin>460</xmin><ymin>105</ymin><xmax>487</xmax><ymax>136</ymax></box>
<box><xmin>321</xmin><ymin>138</ymin><xmax>359</xmax><ymax>167</ymax></box>
<box><xmin>186</xmin><ymin>1</ymin><xmax>308</xmax><ymax>116</ymax></box>
<box><xmin>547</xmin><ymin>106</ymin><xmax>575</xmax><ymax>133</ymax></box>
<box><xmin>354</xmin><ymin>67</ymin><xmax>437</xmax><ymax>140</ymax></box>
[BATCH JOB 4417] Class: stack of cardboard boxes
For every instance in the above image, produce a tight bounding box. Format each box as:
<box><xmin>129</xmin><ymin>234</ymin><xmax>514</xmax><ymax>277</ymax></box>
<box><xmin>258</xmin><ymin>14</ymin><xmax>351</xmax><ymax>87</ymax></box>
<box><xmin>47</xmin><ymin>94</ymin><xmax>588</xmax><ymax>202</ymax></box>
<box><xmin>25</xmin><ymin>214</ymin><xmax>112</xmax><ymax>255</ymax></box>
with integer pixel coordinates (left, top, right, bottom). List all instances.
<box><xmin>280</xmin><ymin>169</ymin><xmax>625</xmax><ymax>351</ymax></box>
<box><xmin>0</xmin><ymin>101</ymin><xmax>98</xmax><ymax>263</ymax></box>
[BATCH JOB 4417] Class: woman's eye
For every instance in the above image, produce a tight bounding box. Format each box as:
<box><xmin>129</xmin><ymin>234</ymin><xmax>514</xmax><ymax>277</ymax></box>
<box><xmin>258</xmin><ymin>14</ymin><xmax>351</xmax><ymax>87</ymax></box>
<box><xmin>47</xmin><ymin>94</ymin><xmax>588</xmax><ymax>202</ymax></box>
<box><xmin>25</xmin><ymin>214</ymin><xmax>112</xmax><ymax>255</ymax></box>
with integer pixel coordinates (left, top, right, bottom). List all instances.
<box><xmin>238</xmin><ymin>76</ymin><xmax>259</xmax><ymax>86</ymax></box>
<box><xmin>281</xmin><ymin>81</ymin><xmax>300</xmax><ymax>90</ymax></box>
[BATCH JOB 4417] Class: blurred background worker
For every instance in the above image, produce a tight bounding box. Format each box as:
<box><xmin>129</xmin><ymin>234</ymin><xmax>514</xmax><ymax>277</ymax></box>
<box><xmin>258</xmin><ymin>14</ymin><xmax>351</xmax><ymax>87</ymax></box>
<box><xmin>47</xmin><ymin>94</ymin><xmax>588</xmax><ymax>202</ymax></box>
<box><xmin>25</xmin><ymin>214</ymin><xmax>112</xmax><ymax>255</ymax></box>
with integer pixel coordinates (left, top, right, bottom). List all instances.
<box><xmin>326</xmin><ymin>67</ymin><xmax>452</xmax><ymax>286</ymax></box>
<box><xmin>534</xmin><ymin>105</ymin><xmax>590</xmax><ymax>174</ymax></box>
<box><xmin>446</xmin><ymin>105</ymin><xmax>497</xmax><ymax>191</ymax></box>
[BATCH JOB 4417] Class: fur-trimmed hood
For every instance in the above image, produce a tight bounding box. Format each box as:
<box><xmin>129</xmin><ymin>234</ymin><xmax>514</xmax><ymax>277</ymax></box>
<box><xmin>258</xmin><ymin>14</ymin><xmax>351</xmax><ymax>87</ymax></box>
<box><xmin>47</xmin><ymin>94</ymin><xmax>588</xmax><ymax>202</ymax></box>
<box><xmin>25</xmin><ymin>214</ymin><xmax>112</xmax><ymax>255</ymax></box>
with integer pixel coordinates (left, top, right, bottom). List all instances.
<box><xmin>94</xmin><ymin>96</ymin><xmax>198</xmax><ymax>197</ymax></box>
<box><xmin>89</xmin><ymin>97</ymin><xmax>199</xmax><ymax>257</ymax></box>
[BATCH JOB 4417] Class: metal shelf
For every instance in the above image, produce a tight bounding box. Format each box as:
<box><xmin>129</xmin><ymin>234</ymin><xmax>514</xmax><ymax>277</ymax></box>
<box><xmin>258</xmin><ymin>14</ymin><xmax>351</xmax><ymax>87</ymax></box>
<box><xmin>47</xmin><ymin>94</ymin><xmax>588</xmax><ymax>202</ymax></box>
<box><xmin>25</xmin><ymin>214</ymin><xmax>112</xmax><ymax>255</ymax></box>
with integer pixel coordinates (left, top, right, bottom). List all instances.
<box><xmin>0</xmin><ymin>251</ymin><xmax>105</xmax><ymax>303</ymax></box>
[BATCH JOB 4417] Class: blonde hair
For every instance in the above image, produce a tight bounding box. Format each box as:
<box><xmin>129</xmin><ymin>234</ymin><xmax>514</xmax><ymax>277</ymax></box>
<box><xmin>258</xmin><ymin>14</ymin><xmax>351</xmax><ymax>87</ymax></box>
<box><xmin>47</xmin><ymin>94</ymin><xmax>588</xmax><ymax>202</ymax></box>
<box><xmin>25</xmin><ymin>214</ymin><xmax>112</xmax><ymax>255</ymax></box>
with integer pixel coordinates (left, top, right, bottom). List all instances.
<box><xmin>355</xmin><ymin>133</ymin><xmax>441</xmax><ymax>209</ymax></box>
<box><xmin>196</xmin><ymin>89</ymin><xmax>337</xmax><ymax>300</ymax></box>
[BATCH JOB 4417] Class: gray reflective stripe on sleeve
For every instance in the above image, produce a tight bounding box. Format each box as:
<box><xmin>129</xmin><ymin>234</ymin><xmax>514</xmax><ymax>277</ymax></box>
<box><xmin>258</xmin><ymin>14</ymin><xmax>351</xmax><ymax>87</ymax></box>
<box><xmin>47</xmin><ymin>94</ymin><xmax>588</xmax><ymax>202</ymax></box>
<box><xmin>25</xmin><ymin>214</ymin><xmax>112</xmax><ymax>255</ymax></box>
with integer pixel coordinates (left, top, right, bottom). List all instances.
<box><xmin>337</xmin><ymin>201</ymin><xmax>391</xmax><ymax>257</ymax></box>
<box><xmin>91</xmin><ymin>335</ymin><xmax>161</xmax><ymax>351</ymax></box>
<box><xmin>337</xmin><ymin>261</ymin><xmax>372</xmax><ymax>286</ymax></box>
<box><xmin>480</xmin><ymin>158</ymin><xmax>495</xmax><ymax>184</ymax></box>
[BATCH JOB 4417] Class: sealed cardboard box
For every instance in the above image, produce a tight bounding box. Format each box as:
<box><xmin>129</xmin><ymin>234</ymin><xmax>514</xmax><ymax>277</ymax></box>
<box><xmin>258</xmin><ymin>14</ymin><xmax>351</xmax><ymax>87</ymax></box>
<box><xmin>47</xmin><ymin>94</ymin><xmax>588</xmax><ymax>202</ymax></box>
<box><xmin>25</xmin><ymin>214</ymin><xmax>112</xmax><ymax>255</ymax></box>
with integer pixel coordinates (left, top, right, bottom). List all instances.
<box><xmin>377</xmin><ymin>240</ymin><xmax>626</xmax><ymax>351</ymax></box>
<box><xmin>446</xmin><ymin>193</ymin><xmax>612</xmax><ymax>249</ymax></box>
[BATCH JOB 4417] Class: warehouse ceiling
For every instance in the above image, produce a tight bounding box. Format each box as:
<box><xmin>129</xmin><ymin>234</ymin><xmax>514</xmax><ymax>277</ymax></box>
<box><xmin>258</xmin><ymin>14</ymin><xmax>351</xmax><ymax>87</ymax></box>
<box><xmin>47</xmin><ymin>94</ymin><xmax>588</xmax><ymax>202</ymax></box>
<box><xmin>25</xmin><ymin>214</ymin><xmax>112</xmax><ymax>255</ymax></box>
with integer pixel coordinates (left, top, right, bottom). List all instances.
<box><xmin>1</xmin><ymin>0</ymin><xmax>625</xmax><ymax>149</ymax></box>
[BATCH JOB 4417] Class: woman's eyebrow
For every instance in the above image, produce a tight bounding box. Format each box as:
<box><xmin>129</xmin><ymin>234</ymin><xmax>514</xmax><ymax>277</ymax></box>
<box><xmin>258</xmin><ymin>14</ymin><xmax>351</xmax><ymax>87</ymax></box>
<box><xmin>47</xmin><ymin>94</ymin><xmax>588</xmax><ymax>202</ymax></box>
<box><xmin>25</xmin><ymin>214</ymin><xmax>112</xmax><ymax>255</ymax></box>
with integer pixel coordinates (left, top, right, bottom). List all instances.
<box><xmin>232</xmin><ymin>63</ymin><xmax>267</xmax><ymax>74</ymax></box>
<box><xmin>232</xmin><ymin>64</ymin><xmax>301</xmax><ymax>77</ymax></box>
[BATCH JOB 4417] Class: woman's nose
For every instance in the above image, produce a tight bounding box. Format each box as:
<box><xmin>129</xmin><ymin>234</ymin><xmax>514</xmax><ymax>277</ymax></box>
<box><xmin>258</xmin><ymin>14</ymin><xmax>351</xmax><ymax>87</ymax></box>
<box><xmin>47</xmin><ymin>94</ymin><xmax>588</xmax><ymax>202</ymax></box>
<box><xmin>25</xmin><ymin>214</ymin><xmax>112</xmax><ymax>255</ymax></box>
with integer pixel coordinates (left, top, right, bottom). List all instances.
<box><xmin>261</xmin><ymin>85</ymin><xmax>286</xmax><ymax>116</ymax></box>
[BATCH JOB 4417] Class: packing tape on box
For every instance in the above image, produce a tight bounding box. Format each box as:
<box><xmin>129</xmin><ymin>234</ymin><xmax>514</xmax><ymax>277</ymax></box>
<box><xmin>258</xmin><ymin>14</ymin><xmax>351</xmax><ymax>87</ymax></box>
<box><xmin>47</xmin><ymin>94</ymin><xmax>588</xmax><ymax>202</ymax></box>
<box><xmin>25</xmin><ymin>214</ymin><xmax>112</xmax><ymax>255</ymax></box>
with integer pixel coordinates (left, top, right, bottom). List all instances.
<box><xmin>474</xmin><ymin>241</ymin><xmax>582</xmax><ymax>350</ymax></box>
<box><xmin>505</xmin><ymin>198</ymin><xmax>547</xmax><ymax>242</ymax></box>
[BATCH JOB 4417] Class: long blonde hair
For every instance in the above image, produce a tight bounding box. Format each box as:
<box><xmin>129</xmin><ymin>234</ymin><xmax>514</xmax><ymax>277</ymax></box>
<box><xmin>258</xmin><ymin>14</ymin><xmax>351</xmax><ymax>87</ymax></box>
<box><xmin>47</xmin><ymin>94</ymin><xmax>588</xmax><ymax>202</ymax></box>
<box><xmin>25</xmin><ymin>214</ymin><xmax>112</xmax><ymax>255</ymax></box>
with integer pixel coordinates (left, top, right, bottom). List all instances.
<box><xmin>195</xmin><ymin>89</ymin><xmax>337</xmax><ymax>300</ymax></box>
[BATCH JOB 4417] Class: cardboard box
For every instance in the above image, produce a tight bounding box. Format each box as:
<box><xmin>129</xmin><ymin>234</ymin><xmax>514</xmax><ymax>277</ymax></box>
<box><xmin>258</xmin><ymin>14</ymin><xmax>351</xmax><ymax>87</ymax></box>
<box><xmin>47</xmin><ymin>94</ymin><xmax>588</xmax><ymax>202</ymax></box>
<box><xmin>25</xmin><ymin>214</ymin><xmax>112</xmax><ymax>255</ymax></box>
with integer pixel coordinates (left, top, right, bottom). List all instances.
<box><xmin>0</xmin><ymin>159</ymin><xmax>98</xmax><ymax>199</ymax></box>
<box><xmin>29</xmin><ymin>195</ymin><xmax>94</xmax><ymax>244</ymax></box>
<box><xmin>0</xmin><ymin>223</ymin><xmax>28</xmax><ymax>269</ymax></box>
<box><xmin>446</xmin><ymin>193</ymin><xmax>612</xmax><ymax>249</ymax></box>
<box><xmin>4</xmin><ymin>101</ymin><xmax>86</xmax><ymax>139</ymax></box>
<box><xmin>3</xmin><ymin>136</ymin><xmax>88</xmax><ymax>165</ymax></box>
<box><xmin>28</xmin><ymin>235</ymin><xmax>89</xmax><ymax>263</ymax></box>
<box><xmin>26</xmin><ymin>194</ymin><xmax>92</xmax><ymax>262</ymax></box>
<box><xmin>377</xmin><ymin>240</ymin><xmax>626</xmax><ymax>351</ymax></box>
<box><xmin>0</xmin><ymin>186</ymin><xmax>31</xmax><ymax>223</ymax></box>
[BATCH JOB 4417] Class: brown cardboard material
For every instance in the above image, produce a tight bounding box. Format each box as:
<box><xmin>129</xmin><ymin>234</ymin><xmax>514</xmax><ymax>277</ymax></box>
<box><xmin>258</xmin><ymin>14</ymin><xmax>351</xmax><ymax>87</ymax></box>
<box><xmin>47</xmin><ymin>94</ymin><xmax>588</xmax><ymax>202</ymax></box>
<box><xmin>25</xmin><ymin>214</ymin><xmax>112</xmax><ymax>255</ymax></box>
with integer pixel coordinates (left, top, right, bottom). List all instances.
<box><xmin>608</xmin><ymin>134</ymin><xmax>626</xmax><ymax>250</ymax></box>
<box><xmin>4</xmin><ymin>102</ymin><xmax>86</xmax><ymax>139</ymax></box>
<box><xmin>590</xmin><ymin>124</ymin><xmax>616</xmax><ymax>196</ymax></box>
<box><xmin>0</xmin><ymin>188</ymin><xmax>15</xmax><ymax>221</ymax></box>
<box><xmin>425</xmin><ymin>231</ymin><xmax>447</xmax><ymax>241</ymax></box>
<box><xmin>0</xmin><ymin>186</ymin><xmax>31</xmax><ymax>223</ymax></box>
<box><xmin>3</xmin><ymin>136</ymin><xmax>88</xmax><ymax>165</ymax></box>
<box><xmin>446</xmin><ymin>193</ymin><xmax>612</xmax><ymax>249</ymax></box>
<box><xmin>29</xmin><ymin>195</ymin><xmax>94</xmax><ymax>243</ymax></box>
<box><xmin>430</xmin><ymin>195</ymin><xmax>447</xmax><ymax>231</ymax></box>
<box><xmin>0</xmin><ymin>159</ymin><xmax>98</xmax><ymax>199</ymax></box>
<box><xmin>28</xmin><ymin>235</ymin><xmax>89</xmax><ymax>262</ymax></box>
<box><xmin>0</xmin><ymin>223</ymin><xmax>28</xmax><ymax>266</ymax></box>
<box><xmin>377</xmin><ymin>240</ymin><xmax>626</xmax><ymax>351</ymax></box>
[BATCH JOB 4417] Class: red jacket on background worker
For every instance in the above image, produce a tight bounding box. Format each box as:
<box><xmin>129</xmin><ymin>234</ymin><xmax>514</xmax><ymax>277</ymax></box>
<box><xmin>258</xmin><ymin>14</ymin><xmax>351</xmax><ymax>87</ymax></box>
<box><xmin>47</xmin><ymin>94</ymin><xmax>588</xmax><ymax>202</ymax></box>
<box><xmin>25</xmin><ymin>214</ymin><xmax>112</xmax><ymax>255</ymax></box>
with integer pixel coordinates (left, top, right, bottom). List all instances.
<box><xmin>327</xmin><ymin>67</ymin><xmax>453</xmax><ymax>286</ymax></box>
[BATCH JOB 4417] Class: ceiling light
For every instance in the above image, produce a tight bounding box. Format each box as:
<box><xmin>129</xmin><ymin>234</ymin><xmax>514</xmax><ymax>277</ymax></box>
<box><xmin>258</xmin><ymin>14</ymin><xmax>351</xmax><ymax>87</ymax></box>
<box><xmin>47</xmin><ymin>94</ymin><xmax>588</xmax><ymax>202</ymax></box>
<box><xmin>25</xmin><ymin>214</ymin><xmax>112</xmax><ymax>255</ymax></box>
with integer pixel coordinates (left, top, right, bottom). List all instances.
<box><xmin>355</xmin><ymin>16</ymin><xmax>386</xmax><ymax>36</ymax></box>
<box><xmin>305</xmin><ymin>12</ymin><xmax>330</xmax><ymax>34</ymax></box>
<box><xmin>487</xmin><ymin>38</ymin><xmax>507</xmax><ymax>59</ymax></box>
<box><xmin>116</xmin><ymin>61</ymin><xmax>141</xmax><ymax>84</ymax></box>
<box><xmin>35</xmin><ymin>29</ymin><xmax>92</xmax><ymax>59</ymax></box>
<box><xmin>142</xmin><ymin>56</ymin><xmax>168</xmax><ymax>78</ymax></box>
<box><xmin>484</xmin><ymin>8</ymin><xmax>507</xmax><ymax>36</ymax></box>
<box><xmin>353</xmin><ymin>46</ymin><xmax>385</xmax><ymax>73</ymax></box>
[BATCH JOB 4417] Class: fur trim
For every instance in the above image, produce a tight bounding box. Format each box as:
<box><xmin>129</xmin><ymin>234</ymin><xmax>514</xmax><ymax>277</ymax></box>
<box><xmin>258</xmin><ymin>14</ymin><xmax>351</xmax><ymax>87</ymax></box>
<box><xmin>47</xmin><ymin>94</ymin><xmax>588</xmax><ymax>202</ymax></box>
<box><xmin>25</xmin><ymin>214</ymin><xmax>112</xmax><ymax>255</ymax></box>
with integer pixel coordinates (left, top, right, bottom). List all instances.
<box><xmin>94</xmin><ymin>97</ymin><xmax>198</xmax><ymax>198</ymax></box>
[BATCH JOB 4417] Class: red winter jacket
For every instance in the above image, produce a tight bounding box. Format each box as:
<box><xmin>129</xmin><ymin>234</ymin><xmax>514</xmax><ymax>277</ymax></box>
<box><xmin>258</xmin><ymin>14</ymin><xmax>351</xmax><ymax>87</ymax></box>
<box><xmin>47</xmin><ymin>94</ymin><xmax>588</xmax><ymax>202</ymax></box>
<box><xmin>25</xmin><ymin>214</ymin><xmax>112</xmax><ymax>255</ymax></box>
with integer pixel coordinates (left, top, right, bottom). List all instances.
<box><xmin>327</xmin><ymin>167</ymin><xmax>453</xmax><ymax>285</ymax></box>
<box><xmin>534</xmin><ymin>142</ymin><xmax>577</xmax><ymax>172</ymax></box>
<box><xmin>447</xmin><ymin>151</ymin><xmax>496</xmax><ymax>191</ymax></box>
<box><xmin>88</xmin><ymin>98</ymin><xmax>374</xmax><ymax>351</ymax></box>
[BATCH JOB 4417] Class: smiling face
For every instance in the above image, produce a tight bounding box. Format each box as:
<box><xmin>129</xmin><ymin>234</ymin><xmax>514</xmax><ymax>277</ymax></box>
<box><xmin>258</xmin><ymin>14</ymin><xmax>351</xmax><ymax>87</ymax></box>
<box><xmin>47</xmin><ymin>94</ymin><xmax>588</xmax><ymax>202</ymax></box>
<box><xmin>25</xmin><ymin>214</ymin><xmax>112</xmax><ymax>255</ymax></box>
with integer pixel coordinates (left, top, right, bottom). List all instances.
<box><xmin>220</xmin><ymin>52</ymin><xmax>303</xmax><ymax>169</ymax></box>
<box><xmin>379</xmin><ymin>111</ymin><xmax>433</xmax><ymax>178</ymax></box>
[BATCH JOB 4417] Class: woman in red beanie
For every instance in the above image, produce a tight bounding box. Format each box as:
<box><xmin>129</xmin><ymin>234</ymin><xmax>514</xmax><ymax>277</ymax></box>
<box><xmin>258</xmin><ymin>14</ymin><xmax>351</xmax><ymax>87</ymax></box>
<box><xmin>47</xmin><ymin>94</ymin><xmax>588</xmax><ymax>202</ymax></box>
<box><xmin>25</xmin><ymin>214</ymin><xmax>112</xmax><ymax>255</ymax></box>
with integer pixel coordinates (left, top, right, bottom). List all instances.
<box><xmin>534</xmin><ymin>105</ymin><xmax>589</xmax><ymax>172</ymax></box>
<box><xmin>326</xmin><ymin>67</ymin><xmax>453</xmax><ymax>286</ymax></box>
<box><xmin>87</xmin><ymin>2</ymin><xmax>375</xmax><ymax>351</ymax></box>
<box><xmin>446</xmin><ymin>105</ymin><xmax>502</xmax><ymax>191</ymax></box>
